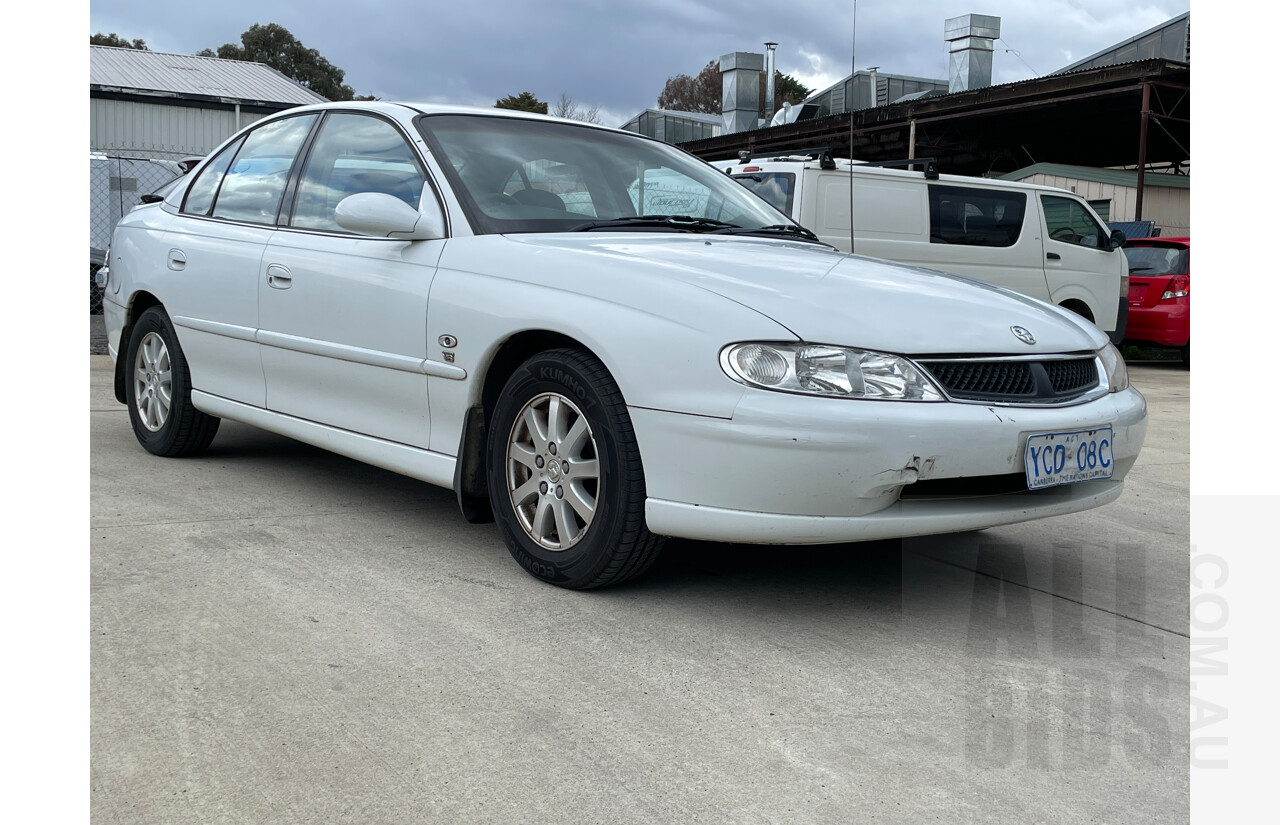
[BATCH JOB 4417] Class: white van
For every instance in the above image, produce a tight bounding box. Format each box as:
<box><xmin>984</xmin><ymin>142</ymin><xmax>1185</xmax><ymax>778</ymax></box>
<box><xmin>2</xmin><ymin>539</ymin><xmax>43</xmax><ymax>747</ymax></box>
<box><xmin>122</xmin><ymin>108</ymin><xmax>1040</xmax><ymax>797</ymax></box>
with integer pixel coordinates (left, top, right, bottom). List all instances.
<box><xmin>713</xmin><ymin>154</ymin><xmax>1129</xmax><ymax>340</ymax></box>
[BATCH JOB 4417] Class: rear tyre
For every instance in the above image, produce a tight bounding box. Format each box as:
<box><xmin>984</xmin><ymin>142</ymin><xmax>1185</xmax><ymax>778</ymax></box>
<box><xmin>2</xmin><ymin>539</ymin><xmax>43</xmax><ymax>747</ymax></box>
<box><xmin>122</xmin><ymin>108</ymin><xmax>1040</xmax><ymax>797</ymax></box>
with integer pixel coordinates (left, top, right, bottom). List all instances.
<box><xmin>1180</xmin><ymin>339</ymin><xmax>1190</xmax><ymax>370</ymax></box>
<box><xmin>486</xmin><ymin>349</ymin><xmax>663</xmax><ymax>589</ymax></box>
<box><xmin>125</xmin><ymin>307</ymin><xmax>220</xmax><ymax>456</ymax></box>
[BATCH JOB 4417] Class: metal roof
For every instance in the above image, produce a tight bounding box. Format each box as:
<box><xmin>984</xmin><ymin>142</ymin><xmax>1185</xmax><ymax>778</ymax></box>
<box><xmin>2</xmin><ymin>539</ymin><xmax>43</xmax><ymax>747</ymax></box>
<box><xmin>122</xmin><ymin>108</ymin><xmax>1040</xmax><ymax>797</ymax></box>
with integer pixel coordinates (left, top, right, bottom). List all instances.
<box><xmin>680</xmin><ymin>58</ymin><xmax>1190</xmax><ymax>178</ymax></box>
<box><xmin>90</xmin><ymin>46</ymin><xmax>328</xmax><ymax>106</ymax></box>
<box><xmin>627</xmin><ymin>108</ymin><xmax>724</xmax><ymax>124</ymax></box>
<box><xmin>999</xmin><ymin>163</ymin><xmax>1190</xmax><ymax>190</ymax></box>
<box><xmin>1055</xmin><ymin>12</ymin><xmax>1189</xmax><ymax>75</ymax></box>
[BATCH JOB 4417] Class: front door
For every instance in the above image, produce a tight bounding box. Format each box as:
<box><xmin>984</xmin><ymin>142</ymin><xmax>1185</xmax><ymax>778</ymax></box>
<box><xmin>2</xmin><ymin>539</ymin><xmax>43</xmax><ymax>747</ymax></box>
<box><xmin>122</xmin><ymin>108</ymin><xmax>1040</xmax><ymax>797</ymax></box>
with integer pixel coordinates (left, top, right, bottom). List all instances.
<box><xmin>258</xmin><ymin>111</ymin><xmax>443</xmax><ymax>449</ymax></box>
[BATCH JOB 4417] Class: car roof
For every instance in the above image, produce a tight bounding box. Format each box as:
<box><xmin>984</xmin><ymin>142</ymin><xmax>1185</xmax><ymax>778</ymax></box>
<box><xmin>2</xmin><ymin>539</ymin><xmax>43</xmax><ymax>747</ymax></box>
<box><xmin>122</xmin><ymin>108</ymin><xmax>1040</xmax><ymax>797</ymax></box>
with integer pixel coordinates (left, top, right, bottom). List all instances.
<box><xmin>271</xmin><ymin>100</ymin><xmax>629</xmax><ymax>135</ymax></box>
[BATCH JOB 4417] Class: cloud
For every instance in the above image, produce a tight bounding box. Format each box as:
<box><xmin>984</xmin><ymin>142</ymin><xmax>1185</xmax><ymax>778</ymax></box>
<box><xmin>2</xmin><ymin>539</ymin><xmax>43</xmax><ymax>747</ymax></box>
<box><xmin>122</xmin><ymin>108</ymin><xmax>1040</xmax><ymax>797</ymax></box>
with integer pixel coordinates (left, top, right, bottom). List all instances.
<box><xmin>89</xmin><ymin>0</ymin><xmax>1190</xmax><ymax>120</ymax></box>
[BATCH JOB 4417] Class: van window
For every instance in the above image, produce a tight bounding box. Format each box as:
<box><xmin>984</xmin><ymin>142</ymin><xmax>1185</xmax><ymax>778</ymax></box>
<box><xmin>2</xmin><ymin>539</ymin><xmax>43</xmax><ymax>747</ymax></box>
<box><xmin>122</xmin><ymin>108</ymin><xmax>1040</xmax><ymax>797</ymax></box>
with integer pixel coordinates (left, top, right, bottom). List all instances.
<box><xmin>1042</xmin><ymin>195</ymin><xmax>1107</xmax><ymax>249</ymax></box>
<box><xmin>928</xmin><ymin>185</ymin><xmax>1025</xmax><ymax>247</ymax></box>
<box><xmin>732</xmin><ymin>172</ymin><xmax>796</xmax><ymax>215</ymax></box>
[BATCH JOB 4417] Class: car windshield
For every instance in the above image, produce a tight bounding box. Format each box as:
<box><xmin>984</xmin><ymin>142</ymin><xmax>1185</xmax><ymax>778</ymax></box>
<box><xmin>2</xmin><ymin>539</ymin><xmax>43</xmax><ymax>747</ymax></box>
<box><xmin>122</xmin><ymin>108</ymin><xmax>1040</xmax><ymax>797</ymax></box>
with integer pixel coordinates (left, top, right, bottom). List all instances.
<box><xmin>416</xmin><ymin>114</ymin><xmax>791</xmax><ymax>236</ymax></box>
<box><xmin>1123</xmin><ymin>244</ymin><xmax>1188</xmax><ymax>275</ymax></box>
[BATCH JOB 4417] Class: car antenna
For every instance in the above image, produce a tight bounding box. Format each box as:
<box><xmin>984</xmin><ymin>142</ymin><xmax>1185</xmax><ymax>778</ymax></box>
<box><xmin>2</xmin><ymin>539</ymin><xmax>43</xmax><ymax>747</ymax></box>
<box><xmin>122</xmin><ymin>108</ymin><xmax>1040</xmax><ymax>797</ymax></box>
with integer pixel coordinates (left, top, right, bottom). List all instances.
<box><xmin>849</xmin><ymin>0</ymin><xmax>857</xmax><ymax>255</ymax></box>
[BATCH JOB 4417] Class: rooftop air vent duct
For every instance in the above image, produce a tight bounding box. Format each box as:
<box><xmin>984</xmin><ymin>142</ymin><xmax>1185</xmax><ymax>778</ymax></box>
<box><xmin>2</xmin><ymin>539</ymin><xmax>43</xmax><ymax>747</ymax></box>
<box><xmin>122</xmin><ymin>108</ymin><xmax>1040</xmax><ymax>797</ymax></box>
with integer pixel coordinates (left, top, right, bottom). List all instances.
<box><xmin>945</xmin><ymin>14</ymin><xmax>1000</xmax><ymax>93</ymax></box>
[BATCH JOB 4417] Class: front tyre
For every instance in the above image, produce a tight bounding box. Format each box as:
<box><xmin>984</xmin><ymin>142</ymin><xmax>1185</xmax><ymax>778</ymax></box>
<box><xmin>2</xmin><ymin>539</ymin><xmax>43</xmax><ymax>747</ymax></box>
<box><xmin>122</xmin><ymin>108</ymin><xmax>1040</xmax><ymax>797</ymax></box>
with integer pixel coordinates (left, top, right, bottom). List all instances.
<box><xmin>487</xmin><ymin>349</ymin><xmax>663</xmax><ymax>589</ymax></box>
<box><xmin>125</xmin><ymin>307</ymin><xmax>220</xmax><ymax>456</ymax></box>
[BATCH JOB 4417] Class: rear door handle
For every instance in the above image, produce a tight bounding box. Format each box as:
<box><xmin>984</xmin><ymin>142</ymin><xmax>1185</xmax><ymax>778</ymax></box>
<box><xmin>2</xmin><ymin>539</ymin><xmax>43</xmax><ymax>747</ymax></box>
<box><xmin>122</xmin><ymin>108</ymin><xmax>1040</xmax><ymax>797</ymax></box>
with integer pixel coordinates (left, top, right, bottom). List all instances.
<box><xmin>266</xmin><ymin>263</ymin><xmax>292</xmax><ymax>289</ymax></box>
<box><xmin>166</xmin><ymin>249</ymin><xmax>186</xmax><ymax>271</ymax></box>
<box><xmin>1046</xmin><ymin>252</ymin><xmax>1061</xmax><ymax>261</ymax></box>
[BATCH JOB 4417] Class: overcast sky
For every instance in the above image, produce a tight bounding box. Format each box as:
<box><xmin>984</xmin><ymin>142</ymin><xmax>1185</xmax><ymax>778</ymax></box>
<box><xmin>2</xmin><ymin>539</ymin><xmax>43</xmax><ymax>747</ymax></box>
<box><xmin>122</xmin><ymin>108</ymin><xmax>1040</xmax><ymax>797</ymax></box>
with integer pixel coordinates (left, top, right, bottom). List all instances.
<box><xmin>89</xmin><ymin>1</ymin><xmax>1189</xmax><ymax>127</ymax></box>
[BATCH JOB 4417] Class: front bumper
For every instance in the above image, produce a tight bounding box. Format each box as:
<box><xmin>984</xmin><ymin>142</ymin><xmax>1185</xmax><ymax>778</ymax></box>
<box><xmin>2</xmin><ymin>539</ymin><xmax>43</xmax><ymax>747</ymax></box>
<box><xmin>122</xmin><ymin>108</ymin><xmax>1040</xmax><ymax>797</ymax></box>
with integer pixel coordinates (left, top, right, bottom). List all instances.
<box><xmin>631</xmin><ymin>385</ymin><xmax>1147</xmax><ymax>544</ymax></box>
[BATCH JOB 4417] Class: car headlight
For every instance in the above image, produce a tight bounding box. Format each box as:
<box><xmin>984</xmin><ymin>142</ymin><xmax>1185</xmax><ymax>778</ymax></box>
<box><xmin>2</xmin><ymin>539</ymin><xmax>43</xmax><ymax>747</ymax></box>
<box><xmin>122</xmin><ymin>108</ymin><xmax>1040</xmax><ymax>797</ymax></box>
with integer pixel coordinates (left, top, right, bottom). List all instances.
<box><xmin>721</xmin><ymin>342</ymin><xmax>943</xmax><ymax>401</ymax></box>
<box><xmin>1098</xmin><ymin>341</ymin><xmax>1129</xmax><ymax>392</ymax></box>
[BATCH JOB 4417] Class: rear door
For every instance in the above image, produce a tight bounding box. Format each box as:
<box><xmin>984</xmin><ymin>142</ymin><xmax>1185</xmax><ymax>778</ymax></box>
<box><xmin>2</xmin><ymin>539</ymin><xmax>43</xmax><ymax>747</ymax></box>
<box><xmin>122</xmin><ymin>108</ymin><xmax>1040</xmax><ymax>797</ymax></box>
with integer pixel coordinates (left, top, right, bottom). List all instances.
<box><xmin>160</xmin><ymin>113</ymin><xmax>318</xmax><ymax>408</ymax></box>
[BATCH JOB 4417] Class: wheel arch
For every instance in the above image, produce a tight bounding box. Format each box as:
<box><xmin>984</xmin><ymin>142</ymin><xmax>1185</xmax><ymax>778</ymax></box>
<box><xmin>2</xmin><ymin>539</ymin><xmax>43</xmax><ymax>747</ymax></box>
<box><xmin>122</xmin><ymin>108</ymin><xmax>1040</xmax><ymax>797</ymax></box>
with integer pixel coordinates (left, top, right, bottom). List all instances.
<box><xmin>454</xmin><ymin>329</ymin><xmax>603</xmax><ymax>524</ymax></box>
<box><xmin>114</xmin><ymin>290</ymin><xmax>165</xmax><ymax>404</ymax></box>
<box><xmin>1057</xmin><ymin>297</ymin><xmax>1094</xmax><ymax>324</ymax></box>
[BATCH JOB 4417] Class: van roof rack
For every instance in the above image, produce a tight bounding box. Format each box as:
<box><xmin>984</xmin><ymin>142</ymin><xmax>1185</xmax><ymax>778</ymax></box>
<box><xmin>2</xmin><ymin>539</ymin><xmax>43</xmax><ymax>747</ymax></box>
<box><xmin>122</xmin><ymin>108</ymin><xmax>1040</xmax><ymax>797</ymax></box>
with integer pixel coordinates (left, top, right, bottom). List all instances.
<box><xmin>733</xmin><ymin>149</ymin><xmax>939</xmax><ymax>178</ymax></box>
<box><xmin>737</xmin><ymin>146</ymin><xmax>837</xmax><ymax>170</ymax></box>
<box><xmin>860</xmin><ymin>157</ymin><xmax>940</xmax><ymax>180</ymax></box>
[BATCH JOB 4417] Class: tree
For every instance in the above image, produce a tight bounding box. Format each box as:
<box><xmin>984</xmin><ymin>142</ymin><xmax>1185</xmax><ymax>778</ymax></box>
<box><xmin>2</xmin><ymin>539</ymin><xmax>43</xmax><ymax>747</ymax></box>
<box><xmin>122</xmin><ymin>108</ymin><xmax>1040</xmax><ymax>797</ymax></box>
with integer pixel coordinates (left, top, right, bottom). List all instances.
<box><xmin>656</xmin><ymin>60</ymin><xmax>720</xmax><ymax>114</ymax></box>
<box><xmin>551</xmin><ymin>92</ymin><xmax>601</xmax><ymax>124</ymax></box>
<box><xmin>204</xmin><ymin>23</ymin><xmax>356</xmax><ymax>101</ymax></box>
<box><xmin>91</xmin><ymin>33</ymin><xmax>148</xmax><ymax>50</ymax></box>
<box><xmin>657</xmin><ymin>59</ymin><xmax>813</xmax><ymax>117</ymax></box>
<box><xmin>764</xmin><ymin>72</ymin><xmax>813</xmax><ymax>115</ymax></box>
<box><xmin>495</xmin><ymin>92</ymin><xmax>548</xmax><ymax>114</ymax></box>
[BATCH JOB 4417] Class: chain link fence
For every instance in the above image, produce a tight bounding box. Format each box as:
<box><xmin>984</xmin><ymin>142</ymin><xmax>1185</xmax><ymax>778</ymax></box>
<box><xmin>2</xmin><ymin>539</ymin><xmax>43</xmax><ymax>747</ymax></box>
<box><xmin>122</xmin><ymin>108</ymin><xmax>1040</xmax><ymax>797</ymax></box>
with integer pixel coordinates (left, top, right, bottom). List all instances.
<box><xmin>90</xmin><ymin>154</ymin><xmax>185</xmax><ymax>313</ymax></box>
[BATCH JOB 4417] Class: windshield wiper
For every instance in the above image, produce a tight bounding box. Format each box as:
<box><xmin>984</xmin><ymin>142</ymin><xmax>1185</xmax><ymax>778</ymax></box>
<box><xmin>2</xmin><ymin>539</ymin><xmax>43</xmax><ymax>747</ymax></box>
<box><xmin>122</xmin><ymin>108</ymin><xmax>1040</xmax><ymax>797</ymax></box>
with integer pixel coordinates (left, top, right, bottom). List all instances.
<box><xmin>571</xmin><ymin>215</ymin><xmax>740</xmax><ymax>232</ymax></box>
<box><xmin>709</xmin><ymin>224</ymin><xmax>822</xmax><ymax>243</ymax></box>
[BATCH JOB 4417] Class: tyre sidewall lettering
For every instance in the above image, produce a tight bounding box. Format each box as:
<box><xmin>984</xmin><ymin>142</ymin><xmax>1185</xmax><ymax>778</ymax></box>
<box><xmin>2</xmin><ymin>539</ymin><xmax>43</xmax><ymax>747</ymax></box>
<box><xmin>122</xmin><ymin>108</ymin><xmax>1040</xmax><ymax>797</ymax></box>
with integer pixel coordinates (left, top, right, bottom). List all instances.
<box><xmin>489</xmin><ymin>355</ymin><xmax>624</xmax><ymax>586</ymax></box>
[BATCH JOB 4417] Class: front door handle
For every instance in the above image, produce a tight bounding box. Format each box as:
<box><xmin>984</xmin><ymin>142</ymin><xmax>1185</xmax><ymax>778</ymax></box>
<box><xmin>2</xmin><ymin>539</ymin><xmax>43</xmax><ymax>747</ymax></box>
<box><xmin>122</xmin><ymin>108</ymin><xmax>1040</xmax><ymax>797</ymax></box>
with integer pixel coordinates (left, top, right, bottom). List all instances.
<box><xmin>1046</xmin><ymin>252</ymin><xmax>1061</xmax><ymax>261</ymax></box>
<box><xmin>266</xmin><ymin>263</ymin><xmax>292</xmax><ymax>289</ymax></box>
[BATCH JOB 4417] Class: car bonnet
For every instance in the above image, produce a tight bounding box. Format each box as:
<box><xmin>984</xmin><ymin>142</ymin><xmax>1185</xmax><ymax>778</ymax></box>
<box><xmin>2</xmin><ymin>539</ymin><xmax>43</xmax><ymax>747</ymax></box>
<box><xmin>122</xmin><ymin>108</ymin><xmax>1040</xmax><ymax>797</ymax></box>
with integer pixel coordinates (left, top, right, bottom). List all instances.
<box><xmin>502</xmin><ymin>234</ymin><xmax>1105</xmax><ymax>355</ymax></box>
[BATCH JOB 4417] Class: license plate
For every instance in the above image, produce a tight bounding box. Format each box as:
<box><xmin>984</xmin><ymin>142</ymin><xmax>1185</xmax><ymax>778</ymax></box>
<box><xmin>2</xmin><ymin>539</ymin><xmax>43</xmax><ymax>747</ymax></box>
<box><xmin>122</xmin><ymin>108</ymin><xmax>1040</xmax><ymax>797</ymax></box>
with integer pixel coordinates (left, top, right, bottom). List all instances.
<box><xmin>1024</xmin><ymin>427</ymin><xmax>1114</xmax><ymax>489</ymax></box>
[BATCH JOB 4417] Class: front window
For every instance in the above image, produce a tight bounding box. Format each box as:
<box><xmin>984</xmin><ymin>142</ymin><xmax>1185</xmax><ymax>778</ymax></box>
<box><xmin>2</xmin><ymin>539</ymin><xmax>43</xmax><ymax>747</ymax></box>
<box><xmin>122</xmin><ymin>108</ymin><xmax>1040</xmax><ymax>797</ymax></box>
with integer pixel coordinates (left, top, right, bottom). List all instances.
<box><xmin>416</xmin><ymin>114</ymin><xmax>790</xmax><ymax>236</ymax></box>
<box><xmin>732</xmin><ymin>172</ymin><xmax>796</xmax><ymax>215</ymax></box>
<box><xmin>1041</xmin><ymin>195</ymin><xmax>1107</xmax><ymax>250</ymax></box>
<box><xmin>290</xmin><ymin>113</ymin><xmax>427</xmax><ymax>232</ymax></box>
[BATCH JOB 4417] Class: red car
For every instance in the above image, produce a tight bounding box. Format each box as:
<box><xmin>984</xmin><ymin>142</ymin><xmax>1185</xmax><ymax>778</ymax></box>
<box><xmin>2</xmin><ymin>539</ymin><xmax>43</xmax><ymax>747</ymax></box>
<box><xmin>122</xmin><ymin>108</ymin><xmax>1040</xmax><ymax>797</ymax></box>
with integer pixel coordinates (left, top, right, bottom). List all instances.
<box><xmin>1122</xmin><ymin>237</ymin><xmax>1190</xmax><ymax>367</ymax></box>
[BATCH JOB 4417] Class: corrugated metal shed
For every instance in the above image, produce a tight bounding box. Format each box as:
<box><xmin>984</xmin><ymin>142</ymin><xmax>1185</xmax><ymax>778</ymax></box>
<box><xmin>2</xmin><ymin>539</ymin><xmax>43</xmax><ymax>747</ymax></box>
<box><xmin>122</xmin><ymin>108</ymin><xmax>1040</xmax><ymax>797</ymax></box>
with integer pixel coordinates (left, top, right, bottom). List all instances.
<box><xmin>90</xmin><ymin>46</ymin><xmax>327</xmax><ymax>106</ymax></box>
<box><xmin>998</xmin><ymin>163</ymin><xmax>1190</xmax><ymax>190</ymax></box>
<box><xmin>1055</xmin><ymin>12</ymin><xmax>1189</xmax><ymax>74</ymax></box>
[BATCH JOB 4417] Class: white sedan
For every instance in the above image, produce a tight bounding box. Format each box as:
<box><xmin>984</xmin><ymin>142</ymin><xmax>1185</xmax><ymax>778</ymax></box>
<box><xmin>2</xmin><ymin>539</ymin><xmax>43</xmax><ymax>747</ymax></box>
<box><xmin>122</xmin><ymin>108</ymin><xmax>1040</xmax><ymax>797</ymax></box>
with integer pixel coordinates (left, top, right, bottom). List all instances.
<box><xmin>99</xmin><ymin>102</ymin><xmax>1146</xmax><ymax>589</ymax></box>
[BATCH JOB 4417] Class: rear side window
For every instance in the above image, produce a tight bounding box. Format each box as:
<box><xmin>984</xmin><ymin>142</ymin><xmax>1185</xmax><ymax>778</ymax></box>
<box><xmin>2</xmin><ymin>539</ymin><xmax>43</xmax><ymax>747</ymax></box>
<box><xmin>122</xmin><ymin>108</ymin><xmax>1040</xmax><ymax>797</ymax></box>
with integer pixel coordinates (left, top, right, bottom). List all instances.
<box><xmin>181</xmin><ymin>137</ymin><xmax>244</xmax><ymax>217</ymax></box>
<box><xmin>929</xmin><ymin>185</ymin><xmax>1026</xmax><ymax>247</ymax></box>
<box><xmin>208</xmin><ymin>115</ymin><xmax>317</xmax><ymax>225</ymax></box>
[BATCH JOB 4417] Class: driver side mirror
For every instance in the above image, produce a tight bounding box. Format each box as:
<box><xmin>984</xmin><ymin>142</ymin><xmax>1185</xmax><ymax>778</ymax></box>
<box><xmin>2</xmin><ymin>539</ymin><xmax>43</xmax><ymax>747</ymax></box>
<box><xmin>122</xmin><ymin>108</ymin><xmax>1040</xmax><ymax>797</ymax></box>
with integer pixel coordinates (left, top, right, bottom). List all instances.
<box><xmin>334</xmin><ymin>183</ymin><xmax>445</xmax><ymax>240</ymax></box>
<box><xmin>1108</xmin><ymin>229</ymin><xmax>1126</xmax><ymax>250</ymax></box>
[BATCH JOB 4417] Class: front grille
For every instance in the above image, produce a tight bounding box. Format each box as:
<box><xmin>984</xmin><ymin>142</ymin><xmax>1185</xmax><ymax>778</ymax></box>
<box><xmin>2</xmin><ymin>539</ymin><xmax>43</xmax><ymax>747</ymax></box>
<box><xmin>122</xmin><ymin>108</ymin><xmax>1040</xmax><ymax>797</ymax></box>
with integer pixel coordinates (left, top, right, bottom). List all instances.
<box><xmin>922</xmin><ymin>362</ymin><xmax>1035</xmax><ymax>398</ymax></box>
<box><xmin>1045</xmin><ymin>359</ymin><xmax>1098</xmax><ymax>393</ymax></box>
<box><xmin>918</xmin><ymin>357</ymin><xmax>1099</xmax><ymax>404</ymax></box>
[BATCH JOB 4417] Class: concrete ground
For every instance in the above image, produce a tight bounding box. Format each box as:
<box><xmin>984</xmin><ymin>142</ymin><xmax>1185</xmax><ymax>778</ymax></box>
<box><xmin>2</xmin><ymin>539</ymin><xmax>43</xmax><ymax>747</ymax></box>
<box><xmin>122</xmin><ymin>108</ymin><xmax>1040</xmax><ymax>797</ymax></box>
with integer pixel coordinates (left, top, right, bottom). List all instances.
<box><xmin>91</xmin><ymin>356</ymin><xmax>1189</xmax><ymax>824</ymax></box>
